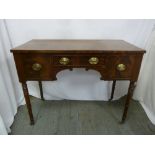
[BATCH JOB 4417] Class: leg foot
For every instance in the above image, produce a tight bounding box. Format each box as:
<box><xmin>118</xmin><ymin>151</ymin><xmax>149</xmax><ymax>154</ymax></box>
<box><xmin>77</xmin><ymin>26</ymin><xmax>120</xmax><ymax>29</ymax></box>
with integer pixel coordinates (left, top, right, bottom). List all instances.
<box><xmin>109</xmin><ymin>80</ymin><xmax>116</xmax><ymax>101</ymax></box>
<box><xmin>38</xmin><ymin>81</ymin><xmax>44</xmax><ymax>101</ymax></box>
<box><xmin>22</xmin><ymin>82</ymin><xmax>35</xmax><ymax>125</ymax></box>
<box><xmin>121</xmin><ymin>81</ymin><xmax>136</xmax><ymax>122</ymax></box>
<box><xmin>30</xmin><ymin>120</ymin><xmax>35</xmax><ymax>125</ymax></box>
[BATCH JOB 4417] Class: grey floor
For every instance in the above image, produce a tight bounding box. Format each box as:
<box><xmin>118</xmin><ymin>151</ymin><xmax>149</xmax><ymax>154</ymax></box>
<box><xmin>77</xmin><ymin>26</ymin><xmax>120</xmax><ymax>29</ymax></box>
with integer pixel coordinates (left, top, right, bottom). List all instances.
<box><xmin>10</xmin><ymin>96</ymin><xmax>155</xmax><ymax>135</ymax></box>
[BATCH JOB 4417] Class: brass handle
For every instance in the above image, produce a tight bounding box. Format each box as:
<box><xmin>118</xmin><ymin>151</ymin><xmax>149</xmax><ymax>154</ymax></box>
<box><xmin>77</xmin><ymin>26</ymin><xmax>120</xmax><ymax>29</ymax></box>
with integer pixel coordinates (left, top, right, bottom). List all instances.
<box><xmin>89</xmin><ymin>57</ymin><xmax>99</xmax><ymax>65</ymax></box>
<box><xmin>32</xmin><ymin>63</ymin><xmax>42</xmax><ymax>71</ymax></box>
<box><xmin>59</xmin><ymin>57</ymin><xmax>70</xmax><ymax>65</ymax></box>
<box><xmin>117</xmin><ymin>64</ymin><xmax>126</xmax><ymax>71</ymax></box>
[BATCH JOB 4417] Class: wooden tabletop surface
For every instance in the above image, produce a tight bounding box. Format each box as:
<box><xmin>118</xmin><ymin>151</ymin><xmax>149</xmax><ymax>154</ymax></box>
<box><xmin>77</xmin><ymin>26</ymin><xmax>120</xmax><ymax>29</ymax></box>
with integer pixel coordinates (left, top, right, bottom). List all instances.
<box><xmin>11</xmin><ymin>39</ymin><xmax>145</xmax><ymax>53</ymax></box>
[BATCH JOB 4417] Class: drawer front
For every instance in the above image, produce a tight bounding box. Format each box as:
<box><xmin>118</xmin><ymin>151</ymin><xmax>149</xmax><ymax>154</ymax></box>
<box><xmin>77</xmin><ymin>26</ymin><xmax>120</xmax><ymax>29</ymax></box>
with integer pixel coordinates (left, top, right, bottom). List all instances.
<box><xmin>23</xmin><ymin>54</ymin><xmax>51</xmax><ymax>79</ymax></box>
<box><xmin>53</xmin><ymin>55</ymin><xmax>77</xmax><ymax>66</ymax></box>
<box><xmin>53</xmin><ymin>55</ymin><xmax>106</xmax><ymax>66</ymax></box>
<box><xmin>106</xmin><ymin>55</ymin><xmax>137</xmax><ymax>79</ymax></box>
<box><xmin>14</xmin><ymin>53</ymin><xmax>142</xmax><ymax>81</ymax></box>
<box><xmin>79</xmin><ymin>56</ymin><xmax>105</xmax><ymax>66</ymax></box>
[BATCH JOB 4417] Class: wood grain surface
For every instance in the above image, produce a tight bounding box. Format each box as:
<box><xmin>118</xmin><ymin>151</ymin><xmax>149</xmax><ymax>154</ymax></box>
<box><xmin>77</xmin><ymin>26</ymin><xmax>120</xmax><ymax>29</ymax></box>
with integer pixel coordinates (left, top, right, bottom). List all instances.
<box><xmin>11</xmin><ymin>39</ymin><xmax>145</xmax><ymax>53</ymax></box>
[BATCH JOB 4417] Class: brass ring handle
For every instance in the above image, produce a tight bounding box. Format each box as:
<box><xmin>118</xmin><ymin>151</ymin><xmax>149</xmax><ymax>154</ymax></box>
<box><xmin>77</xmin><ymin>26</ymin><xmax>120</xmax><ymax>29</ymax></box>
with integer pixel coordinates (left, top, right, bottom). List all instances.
<box><xmin>89</xmin><ymin>57</ymin><xmax>99</xmax><ymax>65</ymax></box>
<box><xmin>59</xmin><ymin>57</ymin><xmax>70</xmax><ymax>65</ymax></box>
<box><xmin>116</xmin><ymin>64</ymin><xmax>126</xmax><ymax>71</ymax></box>
<box><xmin>32</xmin><ymin>63</ymin><xmax>42</xmax><ymax>71</ymax></box>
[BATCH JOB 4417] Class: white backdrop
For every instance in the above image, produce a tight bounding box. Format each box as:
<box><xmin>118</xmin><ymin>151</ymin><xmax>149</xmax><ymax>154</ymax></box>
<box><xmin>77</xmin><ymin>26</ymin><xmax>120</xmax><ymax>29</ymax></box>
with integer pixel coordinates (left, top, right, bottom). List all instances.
<box><xmin>0</xmin><ymin>19</ymin><xmax>155</xmax><ymax>133</ymax></box>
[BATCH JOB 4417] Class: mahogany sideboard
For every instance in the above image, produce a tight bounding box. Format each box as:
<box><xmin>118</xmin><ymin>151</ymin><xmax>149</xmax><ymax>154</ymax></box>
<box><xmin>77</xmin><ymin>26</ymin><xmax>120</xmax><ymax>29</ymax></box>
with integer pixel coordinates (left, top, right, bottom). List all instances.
<box><xmin>11</xmin><ymin>39</ymin><xmax>146</xmax><ymax>125</ymax></box>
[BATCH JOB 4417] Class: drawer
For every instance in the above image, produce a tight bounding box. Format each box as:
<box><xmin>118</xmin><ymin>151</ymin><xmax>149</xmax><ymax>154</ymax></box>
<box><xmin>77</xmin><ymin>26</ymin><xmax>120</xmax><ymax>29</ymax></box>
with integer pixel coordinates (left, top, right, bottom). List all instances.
<box><xmin>79</xmin><ymin>56</ymin><xmax>105</xmax><ymax>66</ymax></box>
<box><xmin>23</xmin><ymin>54</ymin><xmax>51</xmax><ymax>79</ymax></box>
<box><xmin>53</xmin><ymin>55</ymin><xmax>106</xmax><ymax>66</ymax></box>
<box><xmin>53</xmin><ymin>55</ymin><xmax>77</xmax><ymax>66</ymax></box>
<box><xmin>106</xmin><ymin>55</ymin><xmax>136</xmax><ymax>79</ymax></box>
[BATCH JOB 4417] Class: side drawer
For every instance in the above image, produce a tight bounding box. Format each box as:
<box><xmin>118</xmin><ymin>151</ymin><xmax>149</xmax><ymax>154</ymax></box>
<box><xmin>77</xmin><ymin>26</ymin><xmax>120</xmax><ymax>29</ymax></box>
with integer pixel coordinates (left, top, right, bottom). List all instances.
<box><xmin>106</xmin><ymin>54</ymin><xmax>142</xmax><ymax>80</ymax></box>
<box><xmin>22</xmin><ymin>54</ymin><xmax>51</xmax><ymax>79</ymax></box>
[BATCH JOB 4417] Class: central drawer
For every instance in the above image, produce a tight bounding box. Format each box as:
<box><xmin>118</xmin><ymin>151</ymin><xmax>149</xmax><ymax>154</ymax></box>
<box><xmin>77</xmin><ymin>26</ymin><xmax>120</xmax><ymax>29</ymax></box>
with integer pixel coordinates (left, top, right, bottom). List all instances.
<box><xmin>79</xmin><ymin>56</ymin><xmax>105</xmax><ymax>66</ymax></box>
<box><xmin>53</xmin><ymin>55</ymin><xmax>77</xmax><ymax>66</ymax></box>
<box><xmin>52</xmin><ymin>55</ymin><xmax>106</xmax><ymax>66</ymax></box>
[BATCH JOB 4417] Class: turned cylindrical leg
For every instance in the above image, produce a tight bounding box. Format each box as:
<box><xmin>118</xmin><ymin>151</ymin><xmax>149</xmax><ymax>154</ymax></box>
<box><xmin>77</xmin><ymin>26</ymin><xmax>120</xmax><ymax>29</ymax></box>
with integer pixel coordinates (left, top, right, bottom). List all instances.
<box><xmin>38</xmin><ymin>81</ymin><xmax>44</xmax><ymax>100</ymax></box>
<box><xmin>109</xmin><ymin>80</ymin><xmax>116</xmax><ymax>101</ymax></box>
<box><xmin>21</xmin><ymin>82</ymin><xmax>34</xmax><ymax>125</ymax></box>
<box><xmin>121</xmin><ymin>81</ymin><xmax>136</xmax><ymax>123</ymax></box>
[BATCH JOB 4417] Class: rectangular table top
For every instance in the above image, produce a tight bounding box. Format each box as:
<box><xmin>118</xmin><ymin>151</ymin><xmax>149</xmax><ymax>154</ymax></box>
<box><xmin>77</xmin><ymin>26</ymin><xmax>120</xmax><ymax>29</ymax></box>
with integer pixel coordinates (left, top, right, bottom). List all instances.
<box><xmin>11</xmin><ymin>39</ymin><xmax>145</xmax><ymax>53</ymax></box>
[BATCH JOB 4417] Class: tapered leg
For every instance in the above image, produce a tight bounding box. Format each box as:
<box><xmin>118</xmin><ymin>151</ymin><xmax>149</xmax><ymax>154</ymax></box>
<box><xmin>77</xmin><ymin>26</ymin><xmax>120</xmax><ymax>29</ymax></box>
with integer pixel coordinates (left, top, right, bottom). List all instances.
<box><xmin>21</xmin><ymin>82</ymin><xmax>34</xmax><ymax>125</ymax></box>
<box><xmin>109</xmin><ymin>80</ymin><xmax>116</xmax><ymax>101</ymax></box>
<box><xmin>38</xmin><ymin>81</ymin><xmax>44</xmax><ymax>100</ymax></box>
<box><xmin>121</xmin><ymin>81</ymin><xmax>136</xmax><ymax>123</ymax></box>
